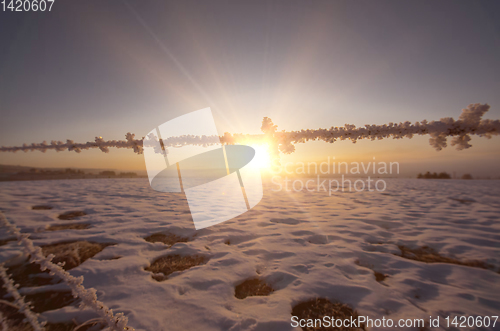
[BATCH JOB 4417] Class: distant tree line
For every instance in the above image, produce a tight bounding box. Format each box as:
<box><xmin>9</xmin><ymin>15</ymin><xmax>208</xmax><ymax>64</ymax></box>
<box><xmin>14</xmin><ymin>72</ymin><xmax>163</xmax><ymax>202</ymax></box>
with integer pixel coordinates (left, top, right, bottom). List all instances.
<box><xmin>99</xmin><ymin>171</ymin><xmax>137</xmax><ymax>177</ymax></box>
<box><xmin>417</xmin><ymin>171</ymin><xmax>473</xmax><ymax>179</ymax></box>
<box><xmin>23</xmin><ymin>168</ymin><xmax>137</xmax><ymax>177</ymax></box>
<box><xmin>28</xmin><ymin>168</ymin><xmax>85</xmax><ymax>175</ymax></box>
<box><xmin>417</xmin><ymin>172</ymin><xmax>451</xmax><ymax>179</ymax></box>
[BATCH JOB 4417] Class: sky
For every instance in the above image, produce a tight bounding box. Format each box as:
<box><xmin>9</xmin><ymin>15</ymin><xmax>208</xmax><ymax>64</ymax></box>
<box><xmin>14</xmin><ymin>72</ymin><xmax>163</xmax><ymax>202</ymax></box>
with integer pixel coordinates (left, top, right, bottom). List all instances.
<box><xmin>1</xmin><ymin>0</ymin><xmax>499</xmax><ymax>177</ymax></box>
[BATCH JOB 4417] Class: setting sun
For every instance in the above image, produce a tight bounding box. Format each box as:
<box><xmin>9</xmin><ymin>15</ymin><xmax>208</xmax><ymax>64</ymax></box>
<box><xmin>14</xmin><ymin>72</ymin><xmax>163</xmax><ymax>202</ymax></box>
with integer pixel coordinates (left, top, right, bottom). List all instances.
<box><xmin>250</xmin><ymin>144</ymin><xmax>271</xmax><ymax>169</ymax></box>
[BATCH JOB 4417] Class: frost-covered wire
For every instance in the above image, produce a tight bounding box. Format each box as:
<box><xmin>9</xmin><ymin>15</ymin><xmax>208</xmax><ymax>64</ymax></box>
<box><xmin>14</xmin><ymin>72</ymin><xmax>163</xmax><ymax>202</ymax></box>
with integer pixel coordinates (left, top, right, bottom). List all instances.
<box><xmin>0</xmin><ymin>212</ymin><xmax>134</xmax><ymax>331</ymax></box>
<box><xmin>0</xmin><ymin>299</ymin><xmax>20</xmax><ymax>310</ymax></box>
<box><xmin>269</xmin><ymin>103</ymin><xmax>500</xmax><ymax>154</ymax></box>
<box><xmin>0</xmin><ymin>133</ymin><xmax>146</xmax><ymax>154</ymax></box>
<box><xmin>0</xmin><ymin>103</ymin><xmax>498</xmax><ymax>155</ymax></box>
<box><xmin>0</xmin><ymin>264</ymin><xmax>45</xmax><ymax>331</ymax></box>
<box><xmin>1</xmin><ymin>310</ymin><xmax>10</xmax><ymax>331</ymax></box>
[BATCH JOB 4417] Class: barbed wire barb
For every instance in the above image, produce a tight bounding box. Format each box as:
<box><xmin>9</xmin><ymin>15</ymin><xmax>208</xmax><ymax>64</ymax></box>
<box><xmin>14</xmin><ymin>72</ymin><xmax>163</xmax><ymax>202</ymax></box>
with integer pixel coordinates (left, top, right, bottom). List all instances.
<box><xmin>0</xmin><ymin>103</ymin><xmax>498</xmax><ymax>157</ymax></box>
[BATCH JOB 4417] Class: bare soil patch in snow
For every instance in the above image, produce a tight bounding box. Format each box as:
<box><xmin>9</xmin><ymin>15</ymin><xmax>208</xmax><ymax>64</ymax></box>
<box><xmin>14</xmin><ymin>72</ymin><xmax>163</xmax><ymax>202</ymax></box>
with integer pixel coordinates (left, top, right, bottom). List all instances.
<box><xmin>373</xmin><ymin>271</ymin><xmax>387</xmax><ymax>282</ymax></box>
<box><xmin>234</xmin><ymin>278</ymin><xmax>274</xmax><ymax>299</ymax></box>
<box><xmin>449</xmin><ymin>198</ymin><xmax>476</xmax><ymax>205</ymax></box>
<box><xmin>354</xmin><ymin>259</ymin><xmax>388</xmax><ymax>283</ymax></box>
<box><xmin>144</xmin><ymin>232</ymin><xmax>188</xmax><ymax>247</ymax></box>
<box><xmin>145</xmin><ymin>255</ymin><xmax>207</xmax><ymax>281</ymax></box>
<box><xmin>41</xmin><ymin>241</ymin><xmax>114</xmax><ymax>270</ymax></box>
<box><xmin>57</xmin><ymin>211</ymin><xmax>86</xmax><ymax>220</ymax></box>
<box><xmin>32</xmin><ymin>205</ymin><xmax>53</xmax><ymax>210</ymax></box>
<box><xmin>47</xmin><ymin>223</ymin><xmax>91</xmax><ymax>231</ymax></box>
<box><xmin>291</xmin><ymin>298</ymin><xmax>365</xmax><ymax>331</ymax></box>
<box><xmin>396</xmin><ymin>245</ymin><xmax>496</xmax><ymax>271</ymax></box>
<box><xmin>6</xmin><ymin>261</ymin><xmax>57</xmax><ymax>287</ymax></box>
<box><xmin>25</xmin><ymin>290</ymin><xmax>78</xmax><ymax>313</ymax></box>
<box><xmin>0</xmin><ymin>302</ymin><xmax>95</xmax><ymax>331</ymax></box>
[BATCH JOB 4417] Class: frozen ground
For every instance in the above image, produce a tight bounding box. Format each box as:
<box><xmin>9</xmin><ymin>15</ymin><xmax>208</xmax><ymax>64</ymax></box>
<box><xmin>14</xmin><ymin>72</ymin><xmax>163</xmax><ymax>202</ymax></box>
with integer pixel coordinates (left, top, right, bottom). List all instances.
<box><xmin>0</xmin><ymin>178</ymin><xmax>499</xmax><ymax>330</ymax></box>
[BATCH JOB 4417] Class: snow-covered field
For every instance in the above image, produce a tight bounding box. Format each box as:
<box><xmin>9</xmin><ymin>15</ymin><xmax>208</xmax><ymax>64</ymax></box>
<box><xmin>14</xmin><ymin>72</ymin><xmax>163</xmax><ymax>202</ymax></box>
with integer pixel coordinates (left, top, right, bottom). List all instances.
<box><xmin>0</xmin><ymin>178</ymin><xmax>499</xmax><ymax>330</ymax></box>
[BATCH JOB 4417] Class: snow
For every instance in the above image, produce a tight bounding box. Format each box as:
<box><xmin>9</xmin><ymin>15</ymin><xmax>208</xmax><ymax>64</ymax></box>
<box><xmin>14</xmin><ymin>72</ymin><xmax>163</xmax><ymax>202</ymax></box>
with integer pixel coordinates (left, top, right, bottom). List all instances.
<box><xmin>0</xmin><ymin>178</ymin><xmax>499</xmax><ymax>331</ymax></box>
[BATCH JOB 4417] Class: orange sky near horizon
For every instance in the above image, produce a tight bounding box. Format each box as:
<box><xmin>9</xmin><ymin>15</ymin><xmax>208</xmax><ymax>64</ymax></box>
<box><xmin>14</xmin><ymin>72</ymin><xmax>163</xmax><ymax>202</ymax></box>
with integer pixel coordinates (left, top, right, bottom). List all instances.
<box><xmin>2</xmin><ymin>133</ymin><xmax>499</xmax><ymax>178</ymax></box>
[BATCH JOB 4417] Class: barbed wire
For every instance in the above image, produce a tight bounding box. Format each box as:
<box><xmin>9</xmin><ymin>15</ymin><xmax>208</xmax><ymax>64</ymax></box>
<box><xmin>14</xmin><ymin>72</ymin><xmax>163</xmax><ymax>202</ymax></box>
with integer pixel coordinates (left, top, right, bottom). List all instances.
<box><xmin>0</xmin><ymin>264</ymin><xmax>45</xmax><ymax>331</ymax></box>
<box><xmin>0</xmin><ymin>103</ymin><xmax>498</xmax><ymax>157</ymax></box>
<box><xmin>0</xmin><ymin>212</ymin><xmax>134</xmax><ymax>331</ymax></box>
<box><xmin>0</xmin><ymin>311</ymin><xmax>9</xmax><ymax>331</ymax></box>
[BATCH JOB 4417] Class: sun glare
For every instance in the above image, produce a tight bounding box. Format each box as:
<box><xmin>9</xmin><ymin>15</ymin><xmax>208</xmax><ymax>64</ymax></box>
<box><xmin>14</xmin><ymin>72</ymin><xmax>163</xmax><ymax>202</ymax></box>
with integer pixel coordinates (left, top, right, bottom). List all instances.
<box><xmin>251</xmin><ymin>144</ymin><xmax>271</xmax><ymax>169</ymax></box>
